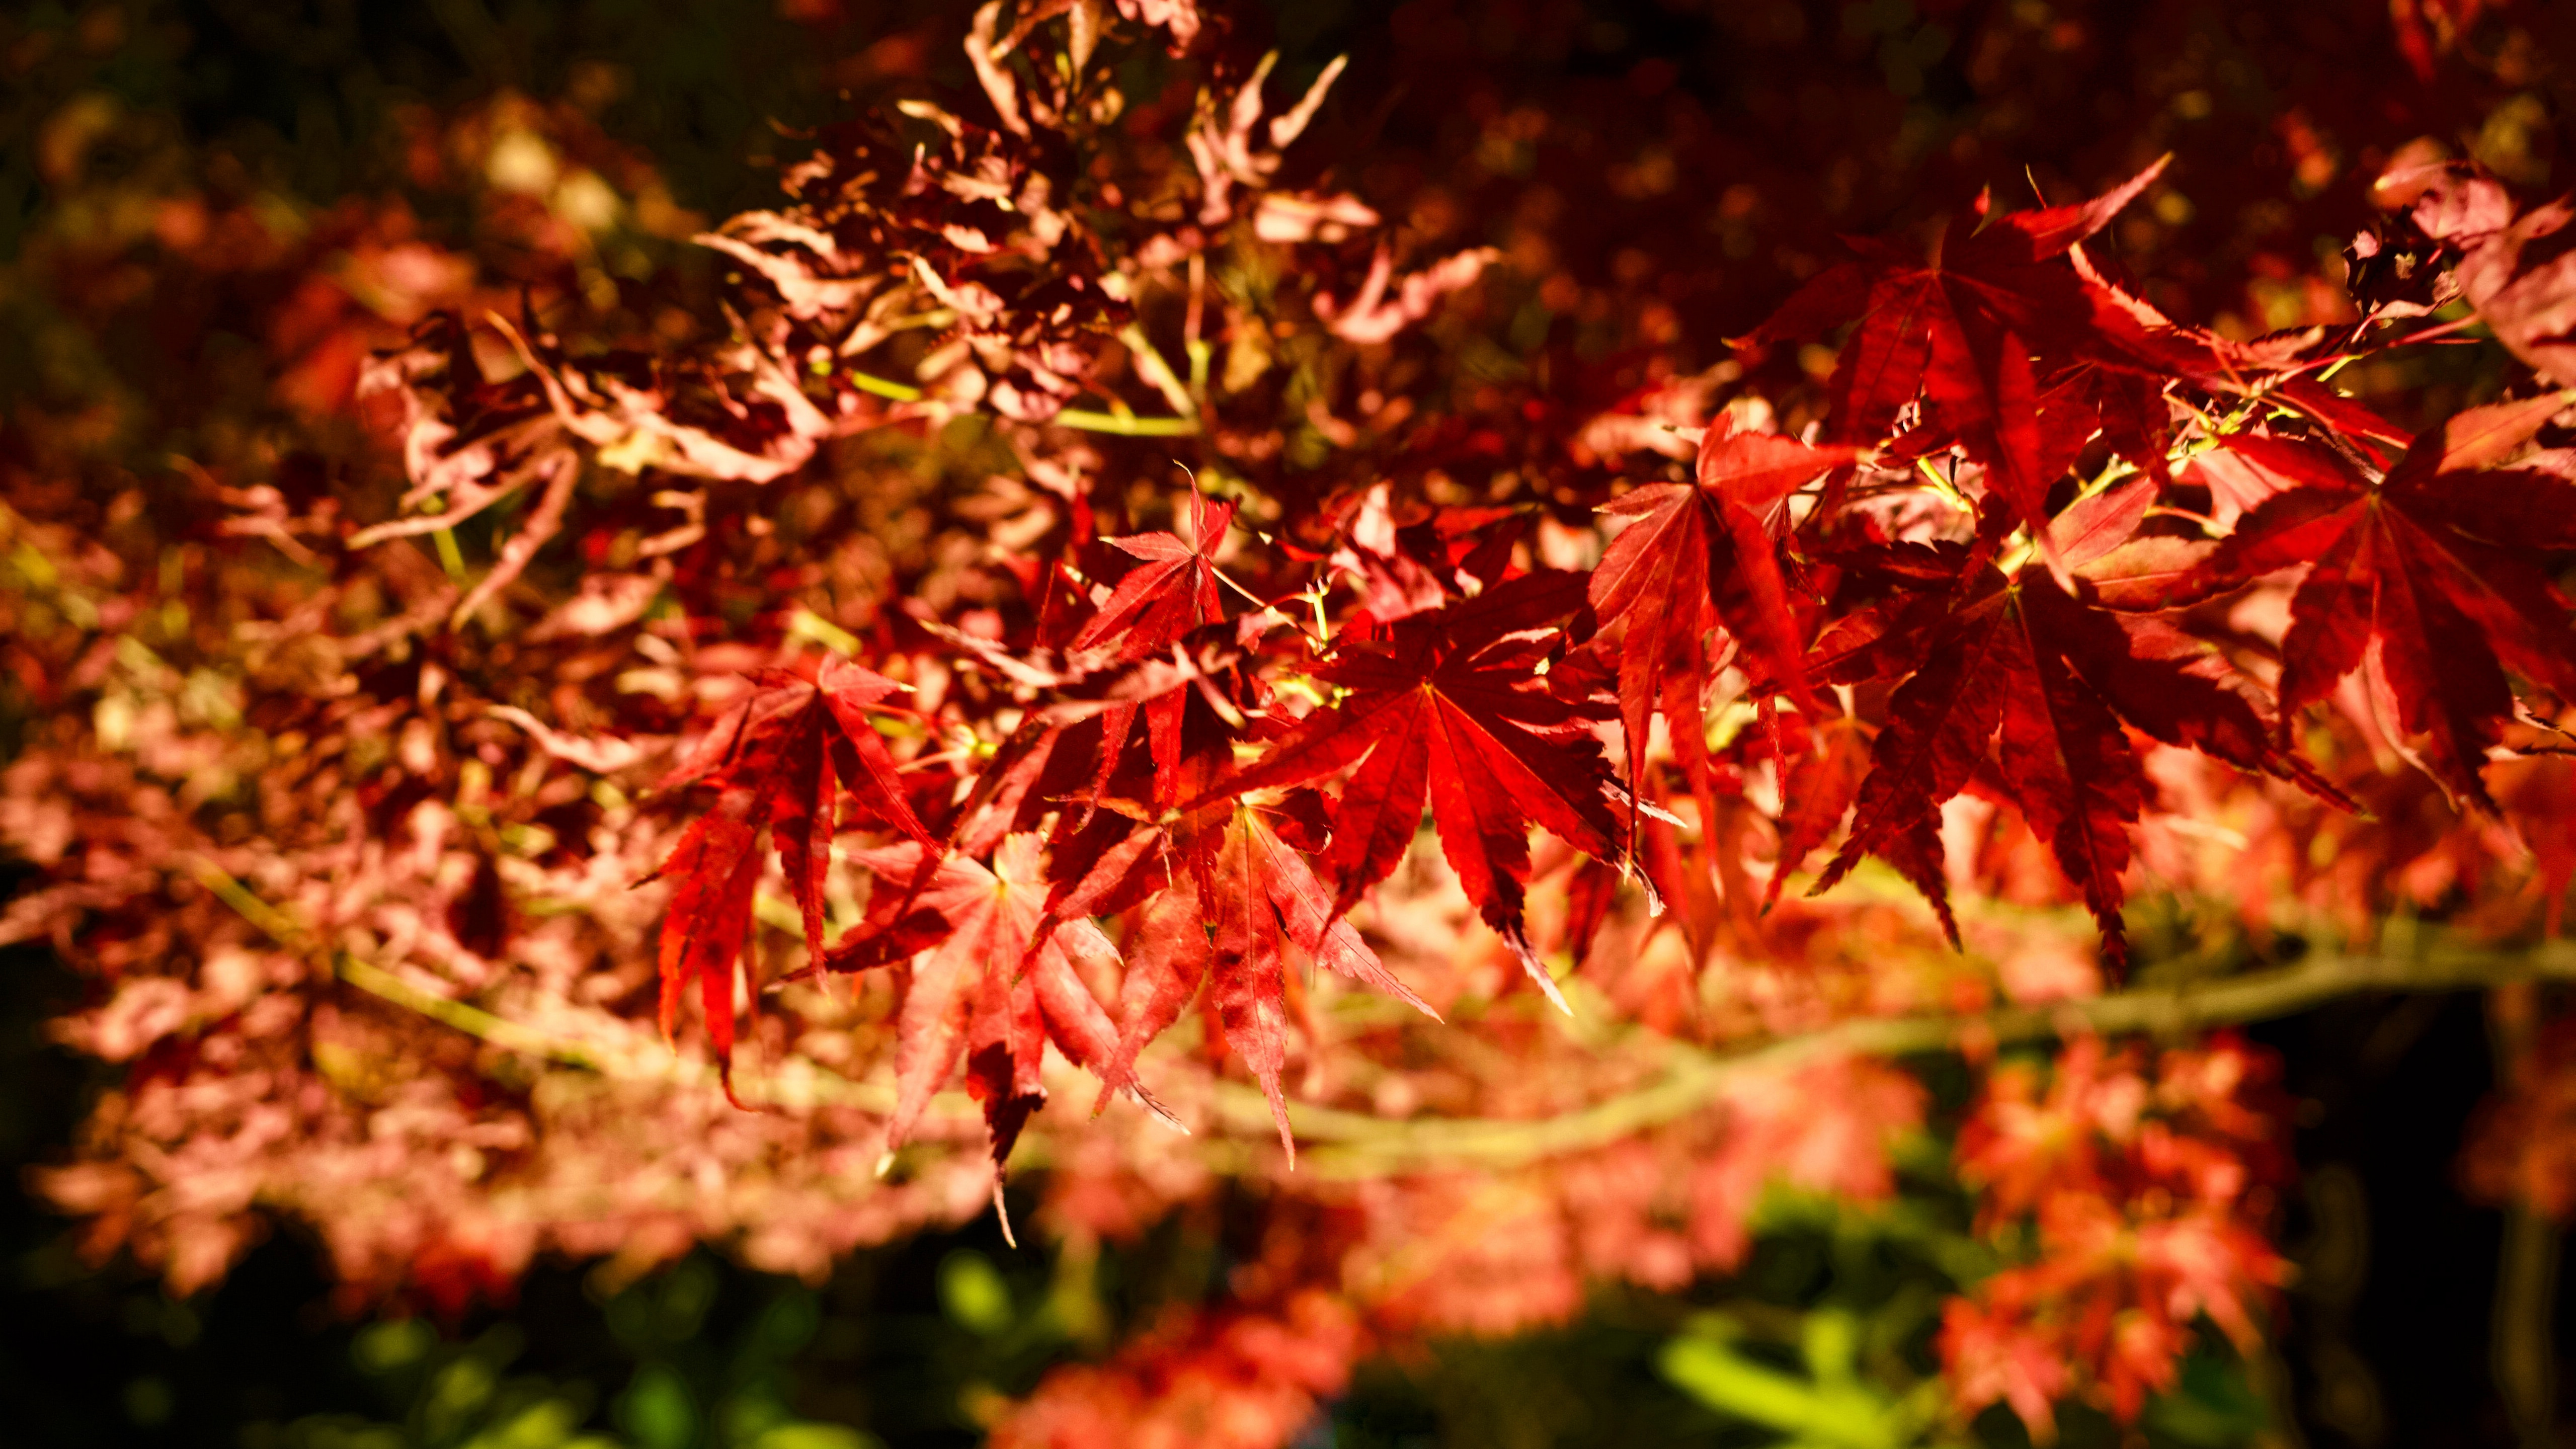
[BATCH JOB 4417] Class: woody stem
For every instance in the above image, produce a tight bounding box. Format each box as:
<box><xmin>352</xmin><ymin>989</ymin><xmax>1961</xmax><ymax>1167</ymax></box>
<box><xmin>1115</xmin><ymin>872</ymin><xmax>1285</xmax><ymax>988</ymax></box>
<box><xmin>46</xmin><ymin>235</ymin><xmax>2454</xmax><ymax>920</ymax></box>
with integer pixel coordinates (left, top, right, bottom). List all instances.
<box><xmin>1265</xmin><ymin>936</ymin><xmax>2576</xmax><ymax>1176</ymax></box>
<box><xmin>190</xmin><ymin>852</ymin><xmax>2576</xmax><ymax>1179</ymax></box>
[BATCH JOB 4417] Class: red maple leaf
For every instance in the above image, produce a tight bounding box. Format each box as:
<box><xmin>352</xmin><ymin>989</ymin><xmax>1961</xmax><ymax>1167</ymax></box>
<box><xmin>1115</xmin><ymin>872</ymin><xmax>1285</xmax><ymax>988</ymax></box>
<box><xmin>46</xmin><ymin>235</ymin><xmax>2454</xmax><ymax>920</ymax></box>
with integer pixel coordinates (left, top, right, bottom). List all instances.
<box><xmin>649</xmin><ymin>656</ymin><xmax>934</xmax><ymax>1098</ymax></box>
<box><xmin>2194</xmin><ymin>391</ymin><xmax>2576</xmax><ymax>809</ymax></box>
<box><xmin>1075</xmin><ymin>493</ymin><xmax>1239</xmax><ymax>661</ymax></box>
<box><xmin>836</xmin><ymin>835</ymin><xmax>1157</xmax><ymax>1227</ymax></box>
<box><xmin>1808</xmin><ymin>494</ymin><xmax>2319</xmax><ymax>965</ymax></box>
<box><xmin>2065</xmin><ymin>242</ymin><xmax>2417</xmax><ymax>459</ymax></box>
<box><xmin>1764</xmin><ymin>706</ymin><xmax>1873</xmax><ymax>910</ymax></box>
<box><xmin>1098</xmin><ymin>804</ymin><xmax>1437</xmax><ymax>1161</ymax></box>
<box><xmin>1588</xmin><ymin>415</ymin><xmax>1854</xmax><ymax>823</ymax></box>
<box><xmin>1197</xmin><ymin>571</ymin><xmax>1640</xmax><ymax>1010</ymax></box>
<box><xmin>1749</xmin><ymin>159</ymin><xmax>2167</xmax><ymax>533</ymax></box>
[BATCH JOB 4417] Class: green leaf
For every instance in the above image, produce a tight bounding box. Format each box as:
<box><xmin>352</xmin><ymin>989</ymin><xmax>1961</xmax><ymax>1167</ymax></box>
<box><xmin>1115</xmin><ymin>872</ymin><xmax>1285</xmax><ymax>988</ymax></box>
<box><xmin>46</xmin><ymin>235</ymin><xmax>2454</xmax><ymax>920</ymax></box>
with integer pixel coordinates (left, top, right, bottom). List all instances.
<box><xmin>1657</xmin><ymin>1333</ymin><xmax>1907</xmax><ymax>1449</ymax></box>
<box><xmin>938</xmin><ymin>1250</ymin><xmax>1015</xmax><ymax>1337</ymax></box>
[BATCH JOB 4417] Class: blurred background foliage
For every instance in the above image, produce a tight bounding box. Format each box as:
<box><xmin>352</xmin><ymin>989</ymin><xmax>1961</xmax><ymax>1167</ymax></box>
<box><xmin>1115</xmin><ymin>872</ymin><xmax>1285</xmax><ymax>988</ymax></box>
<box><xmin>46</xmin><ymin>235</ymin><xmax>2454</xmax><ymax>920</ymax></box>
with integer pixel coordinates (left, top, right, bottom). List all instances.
<box><xmin>4</xmin><ymin>915</ymin><xmax>2315</xmax><ymax>1449</ymax></box>
<box><xmin>2</xmin><ymin>0</ymin><xmax>2567</xmax><ymax>1443</ymax></box>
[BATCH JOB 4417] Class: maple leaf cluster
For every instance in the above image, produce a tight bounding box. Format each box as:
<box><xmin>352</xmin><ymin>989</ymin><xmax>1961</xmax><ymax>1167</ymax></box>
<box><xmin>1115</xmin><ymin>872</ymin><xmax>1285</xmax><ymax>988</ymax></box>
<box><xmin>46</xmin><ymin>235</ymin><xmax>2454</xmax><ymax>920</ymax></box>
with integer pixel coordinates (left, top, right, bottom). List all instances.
<box><xmin>2465</xmin><ymin>997</ymin><xmax>2576</xmax><ymax>1220</ymax></box>
<box><xmin>992</xmin><ymin>1289</ymin><xmax>1364</xmax><ymax>1449</ymax></box>
<box><xmin>1943</xmin><ymin>1035</ymin><xmax>2291</xmax><ymax>1440</ymax></box>
<box><xmin>9</xmin><ymin>1</ymin><xmax>2576</xmax><ymax>1442</ymax></box>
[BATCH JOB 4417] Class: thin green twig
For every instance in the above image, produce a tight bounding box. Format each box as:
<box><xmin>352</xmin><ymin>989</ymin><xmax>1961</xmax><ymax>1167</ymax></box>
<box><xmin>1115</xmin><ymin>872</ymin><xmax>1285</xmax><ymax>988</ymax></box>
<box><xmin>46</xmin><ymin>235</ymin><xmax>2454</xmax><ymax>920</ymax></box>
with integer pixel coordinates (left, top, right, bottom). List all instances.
<box><xmin>844</xmin><ymin>368</ymin><xmax>1198</xmax><ymax>435</ymax></box>
<box><xmin>1049</xmin><ymin>409</ymin><xmax>1199</xmax><ymax>436</ymax></box>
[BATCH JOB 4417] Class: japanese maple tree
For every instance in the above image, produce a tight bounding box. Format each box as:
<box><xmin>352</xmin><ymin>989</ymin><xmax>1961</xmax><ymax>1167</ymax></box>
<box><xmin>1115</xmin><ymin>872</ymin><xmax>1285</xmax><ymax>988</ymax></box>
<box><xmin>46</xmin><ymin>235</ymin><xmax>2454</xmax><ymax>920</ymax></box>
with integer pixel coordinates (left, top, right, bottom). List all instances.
<box><xmin>8</xmin><ymin>0</ymin><xmax>2576</xmax><ymax>1444</ymax></box>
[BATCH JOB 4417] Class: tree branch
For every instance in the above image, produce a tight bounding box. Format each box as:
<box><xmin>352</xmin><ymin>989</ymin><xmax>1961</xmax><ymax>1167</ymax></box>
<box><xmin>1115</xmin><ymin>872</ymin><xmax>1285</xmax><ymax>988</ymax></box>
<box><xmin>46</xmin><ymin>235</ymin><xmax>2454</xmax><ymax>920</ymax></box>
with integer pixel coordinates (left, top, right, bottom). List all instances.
<box><xmin>186</xmin><ymin>855</ymin><xmax>912</xmax><ymax>1116</ymax></box>
<box><xmin>1253</xmin><ymin>939</ymin><xmax>2576</xmax><ymax>1177</ymax></box>
<box><xmin>187</xmin><ymin>854</ymin><xmax>2576</xmax><ymax>1179</ymax></box>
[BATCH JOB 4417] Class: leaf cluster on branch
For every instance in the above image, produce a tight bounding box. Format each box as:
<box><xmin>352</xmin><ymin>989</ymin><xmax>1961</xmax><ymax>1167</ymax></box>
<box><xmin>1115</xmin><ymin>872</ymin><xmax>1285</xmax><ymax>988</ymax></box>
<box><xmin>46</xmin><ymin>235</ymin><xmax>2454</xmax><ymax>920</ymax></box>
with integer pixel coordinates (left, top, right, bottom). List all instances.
<box><xmin>7</xmin><ymin>0</ymin><xmax>2576</xmax><ymax>1442</ymax></box>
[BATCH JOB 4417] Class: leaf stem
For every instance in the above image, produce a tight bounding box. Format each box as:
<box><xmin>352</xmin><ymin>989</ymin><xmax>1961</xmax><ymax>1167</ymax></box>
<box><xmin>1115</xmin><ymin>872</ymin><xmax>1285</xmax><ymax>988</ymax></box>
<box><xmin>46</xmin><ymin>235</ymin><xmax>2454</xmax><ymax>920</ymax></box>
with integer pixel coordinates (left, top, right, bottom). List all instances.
<box><xmin>1118</xmin><ymin>323</ymin><xmax>1199</xmax><ymax>419</ymax></box>
<box><xmin>431</xmin><ymin>527</ymin><xmax>468</xmax><ymax>582</ymax></box>
<box><xmin>847</xmin><ymin>369</ymin><xmax>924</xmax><ymax>402</ymax></box>
<box><xmin>842</xmin><ymin>366</ymin><xmax>1198</xmax><ymax>434</ymax></box>
<box><xmin>1048</xmin><ymin>408</ymin><xmax>1200</xmax><ymax>436</ymax></box>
